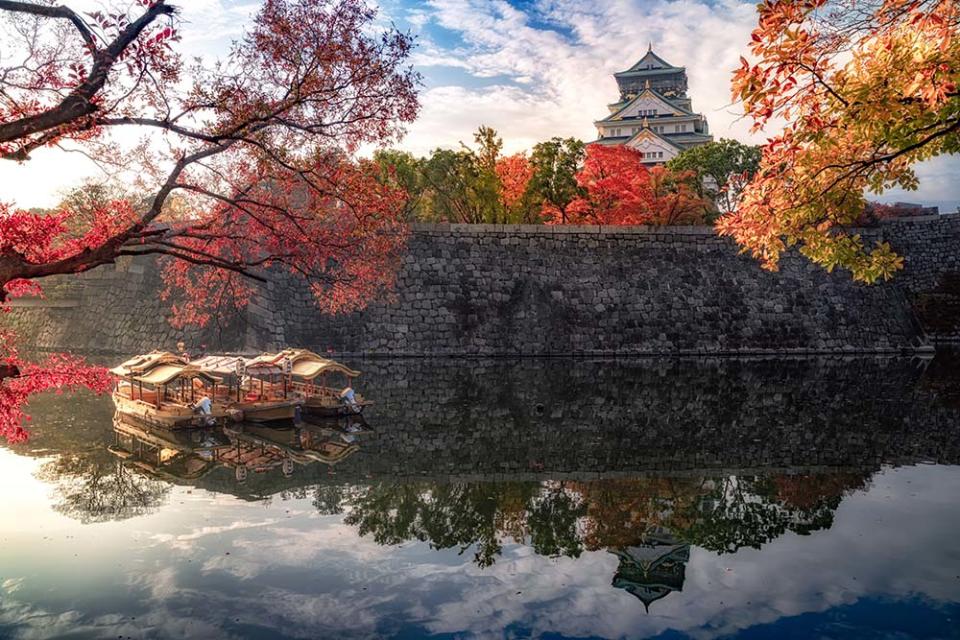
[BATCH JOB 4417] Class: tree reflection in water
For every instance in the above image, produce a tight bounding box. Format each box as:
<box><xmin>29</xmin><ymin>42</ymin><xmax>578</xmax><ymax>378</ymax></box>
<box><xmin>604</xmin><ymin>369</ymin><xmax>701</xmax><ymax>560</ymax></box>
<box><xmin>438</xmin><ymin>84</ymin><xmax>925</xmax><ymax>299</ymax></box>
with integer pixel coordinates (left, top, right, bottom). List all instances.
<box><xmin>342</xmin><ymin>481</ymin><xmax>585</xmax><ymax>567</ymax></box>
<box><xmin>35</xmin><ymin>453</ymin><xmax>170</xmax><ymax>524</ymax></box>
<box><xmin>11</xmin><ymin>353</ymin><xmax>960</xmax><ymax>614</ymax></box>
<box><xmin>335</xmin><ymin>472</ymin><xmax>869</xmax><ymax>608</ymax></box>
<box><xmin>343</xmin><ymin>472</ymin><xmax>868</xmax><ymax>562</ymax></box>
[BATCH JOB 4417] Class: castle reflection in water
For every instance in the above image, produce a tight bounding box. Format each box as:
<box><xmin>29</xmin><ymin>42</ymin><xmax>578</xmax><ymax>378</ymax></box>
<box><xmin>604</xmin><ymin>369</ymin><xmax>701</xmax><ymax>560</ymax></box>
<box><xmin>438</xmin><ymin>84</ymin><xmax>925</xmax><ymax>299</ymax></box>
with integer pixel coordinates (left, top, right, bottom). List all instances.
<box><xmin>13</xmin><ymin>354</ymin><xmax>960</xmax><ymax>613</ymax></box>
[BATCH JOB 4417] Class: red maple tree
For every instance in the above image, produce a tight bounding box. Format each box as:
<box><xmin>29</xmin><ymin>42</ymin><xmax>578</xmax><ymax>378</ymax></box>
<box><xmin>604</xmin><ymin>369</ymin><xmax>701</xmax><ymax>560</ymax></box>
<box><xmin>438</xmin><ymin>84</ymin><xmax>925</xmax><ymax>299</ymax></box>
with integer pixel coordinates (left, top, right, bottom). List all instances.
<box><xmin>546</xmin><ymin>145</ymin><xmax>712</xmax><ymax>225</ymax></box>
<box><xmin>495</xmin><ymin>153</ymin><xmax>534</xmax><ymax>211</ymax></box>
<box><xmin>0</xmin><ymin>0</ymin><xmax>420</xmax><ymax>441</ymax></box>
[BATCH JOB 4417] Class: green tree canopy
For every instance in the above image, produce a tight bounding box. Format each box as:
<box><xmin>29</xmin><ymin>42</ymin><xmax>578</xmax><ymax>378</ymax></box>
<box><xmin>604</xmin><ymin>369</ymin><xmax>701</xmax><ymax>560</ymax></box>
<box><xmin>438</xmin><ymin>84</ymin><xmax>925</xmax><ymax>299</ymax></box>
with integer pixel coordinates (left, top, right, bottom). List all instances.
<box><xmin>527</xmin><ymin>137</ymin><xmax>586</xmax><ymax>224</ymax></box>
<box><xmin>666</xmin><ymin>139</ymin><xmax>761</xmax><ymax>216</ymax></box>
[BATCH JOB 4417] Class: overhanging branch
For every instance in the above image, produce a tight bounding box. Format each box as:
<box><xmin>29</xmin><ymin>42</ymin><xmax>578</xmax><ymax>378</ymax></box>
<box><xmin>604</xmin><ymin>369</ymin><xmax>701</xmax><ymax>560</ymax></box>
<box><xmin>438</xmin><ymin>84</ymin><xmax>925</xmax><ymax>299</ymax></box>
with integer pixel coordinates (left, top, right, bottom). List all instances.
<box><xmin>0</xmin><ymin>1</ymin><xmax>96</xmax><ymax>48</ymax></box>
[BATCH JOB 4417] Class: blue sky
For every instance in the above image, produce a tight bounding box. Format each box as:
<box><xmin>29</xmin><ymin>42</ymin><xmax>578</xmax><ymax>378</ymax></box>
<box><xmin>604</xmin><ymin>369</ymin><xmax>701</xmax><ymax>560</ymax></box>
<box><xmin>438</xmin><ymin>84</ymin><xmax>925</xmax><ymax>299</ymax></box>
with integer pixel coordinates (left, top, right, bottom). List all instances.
<box><xmin>1</xmin><ymin>0</ymin><xmax>957</xmax><ymax>211</ymax></box>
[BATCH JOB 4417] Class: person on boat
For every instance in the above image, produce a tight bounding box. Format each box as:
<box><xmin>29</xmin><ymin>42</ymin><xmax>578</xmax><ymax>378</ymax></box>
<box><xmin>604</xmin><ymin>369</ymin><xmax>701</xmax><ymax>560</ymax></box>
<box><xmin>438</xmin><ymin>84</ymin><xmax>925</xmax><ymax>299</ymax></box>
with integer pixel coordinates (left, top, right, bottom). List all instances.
<box><xmin>340</xmin><ymin>387</ymin><xmax>360</xmax><ymax>413</ymax></box>
<box><xmin>193</xmin><ymin>395</ymin><xmax>216</xmax><ymax>426</ymax></box>
<box><xmin>176</xmin><ymin>341</ymin><xmax>190</xmax><ymax>363</ymax></box>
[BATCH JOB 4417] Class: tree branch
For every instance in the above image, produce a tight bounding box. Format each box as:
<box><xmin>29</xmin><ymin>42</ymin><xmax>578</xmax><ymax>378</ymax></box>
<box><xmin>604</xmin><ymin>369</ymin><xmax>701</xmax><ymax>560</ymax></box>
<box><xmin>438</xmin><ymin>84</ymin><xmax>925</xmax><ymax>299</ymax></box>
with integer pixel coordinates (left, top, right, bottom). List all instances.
<box><xmin>116</xmin><ymin>247</ymin><xmax>270</xmax><ymax>283</ymax></box>
<box><xmin>0</xmin><ymin>1</ymin><xmax>175</xmax><ymax>159</ymax></box>
<box><xmin>0</xmin><ymin>1</ymin><xmax>96</xmax><ymax>48</ymax></box>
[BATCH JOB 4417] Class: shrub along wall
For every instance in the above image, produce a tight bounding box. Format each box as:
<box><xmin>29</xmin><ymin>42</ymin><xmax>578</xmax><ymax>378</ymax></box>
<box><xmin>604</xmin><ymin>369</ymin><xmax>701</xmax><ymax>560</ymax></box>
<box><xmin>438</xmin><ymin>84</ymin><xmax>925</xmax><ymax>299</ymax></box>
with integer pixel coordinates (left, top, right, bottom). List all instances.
<box><xmin>7</xmin><ymin>214</ymin><xmax>960</xmax><ymax>355</ymax></box>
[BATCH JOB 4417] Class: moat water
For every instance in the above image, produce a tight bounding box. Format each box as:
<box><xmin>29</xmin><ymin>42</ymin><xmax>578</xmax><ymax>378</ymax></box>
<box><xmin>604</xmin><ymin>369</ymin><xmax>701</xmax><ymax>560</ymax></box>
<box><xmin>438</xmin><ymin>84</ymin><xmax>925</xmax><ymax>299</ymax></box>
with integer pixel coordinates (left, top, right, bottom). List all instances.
<box><xmin>1</xmin><ymin>355</ymin><xmax>960</xmax><ymax>639</ymax></box>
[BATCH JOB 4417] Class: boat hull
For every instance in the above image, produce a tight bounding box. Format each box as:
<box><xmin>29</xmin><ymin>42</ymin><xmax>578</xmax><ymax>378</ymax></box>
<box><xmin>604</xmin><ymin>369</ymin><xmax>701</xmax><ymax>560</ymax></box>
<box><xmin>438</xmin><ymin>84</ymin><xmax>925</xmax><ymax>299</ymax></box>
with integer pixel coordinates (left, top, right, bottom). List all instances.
<box><xmin>112</xmin><ymin>392</ymin><xmax>226</xmax><ymax>429</ymax></box>
<box><xmin>232</xmin><ymin>400</ymin><xmax>302</xmax><ymax>423</ymax></box>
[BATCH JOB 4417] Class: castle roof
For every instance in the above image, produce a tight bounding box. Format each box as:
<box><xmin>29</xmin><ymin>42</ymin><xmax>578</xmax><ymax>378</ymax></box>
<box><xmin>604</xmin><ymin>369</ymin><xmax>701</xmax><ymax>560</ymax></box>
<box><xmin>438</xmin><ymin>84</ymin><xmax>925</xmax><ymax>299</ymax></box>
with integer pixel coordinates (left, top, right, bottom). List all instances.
<box><xmin>595</xmin><ymin>86</ymin><xmax>695</xmax><ymax>124</ymax></box>
<box><xmin>592</xmin><ymin>127</ymin><xmax>686</xmax><ymax>153</ymax></box>
<box><xmin>615</xmin><ymin>47</ymin><xmax>684</xmax><ymax>78</ymax></box>
<box><xmin>595</xmin><ymin>48</ymin><xmax>712</xmax><ymax>153</ymax></box>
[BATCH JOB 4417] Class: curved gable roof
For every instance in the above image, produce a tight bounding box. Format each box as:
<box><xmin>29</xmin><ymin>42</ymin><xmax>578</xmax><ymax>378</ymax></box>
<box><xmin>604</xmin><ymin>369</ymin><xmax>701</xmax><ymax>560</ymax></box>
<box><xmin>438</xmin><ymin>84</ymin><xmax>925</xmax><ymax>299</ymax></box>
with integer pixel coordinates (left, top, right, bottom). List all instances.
<box><xmin>597</xmin><ymin>87</ymin><xmax>693</xmax><ymax>123</ymax></box>
<box><xmin>625</xmin><ymin>128</ymin><xmax>685</xmax><ymax>152</ymax></box>
<box><xmin>615</xmin><ymin>49</ymin><xmax>683</xmax><ymax>77</ymax></box>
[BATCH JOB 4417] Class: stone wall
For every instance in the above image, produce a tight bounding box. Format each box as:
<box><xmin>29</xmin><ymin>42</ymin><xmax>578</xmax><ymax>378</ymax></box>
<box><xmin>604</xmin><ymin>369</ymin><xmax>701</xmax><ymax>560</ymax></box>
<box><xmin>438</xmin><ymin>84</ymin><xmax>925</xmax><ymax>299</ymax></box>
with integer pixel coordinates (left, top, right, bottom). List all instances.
<box><xmin>7</xmin><ymin>214</ymin><xmax>960</xmax><ymax>355</ymax></box>
<box><xmin>326</xmin><ymin>355</ymin><xmax>960</xmax><ymax>481</ymax></box>
<box><xmin>2</xmin><ymin>257</ymin><xmax>248</xmax><ymax>354</ymax></box>
<box><xmin>879</xmin><ymin>214</ymin><xmax>960</xmax><ymax>341</ymax></box>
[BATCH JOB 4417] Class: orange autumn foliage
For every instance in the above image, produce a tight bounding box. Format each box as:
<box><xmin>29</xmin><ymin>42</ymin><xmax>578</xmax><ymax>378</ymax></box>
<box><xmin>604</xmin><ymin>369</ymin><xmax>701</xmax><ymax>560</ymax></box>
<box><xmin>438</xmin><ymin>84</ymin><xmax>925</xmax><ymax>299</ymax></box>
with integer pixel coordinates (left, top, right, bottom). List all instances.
<box><xmin>719</xmin><ymin>0</ymin><xmax>959</xmax><ymax>281</ymax></box>
<box><xmin>0</xmin><ymin>0</ymin><xmax>419</xmax><ymax>441</ymax></box>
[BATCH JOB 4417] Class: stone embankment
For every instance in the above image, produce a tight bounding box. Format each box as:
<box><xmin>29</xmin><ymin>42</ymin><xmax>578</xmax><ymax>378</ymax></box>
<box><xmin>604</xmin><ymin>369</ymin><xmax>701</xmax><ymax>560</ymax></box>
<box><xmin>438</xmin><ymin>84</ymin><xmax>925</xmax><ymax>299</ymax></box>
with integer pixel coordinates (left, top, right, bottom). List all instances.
<box><xmin>6</xmin><ymin>214</ymin><xmax>960</xmax><ymax>355</ymax></box>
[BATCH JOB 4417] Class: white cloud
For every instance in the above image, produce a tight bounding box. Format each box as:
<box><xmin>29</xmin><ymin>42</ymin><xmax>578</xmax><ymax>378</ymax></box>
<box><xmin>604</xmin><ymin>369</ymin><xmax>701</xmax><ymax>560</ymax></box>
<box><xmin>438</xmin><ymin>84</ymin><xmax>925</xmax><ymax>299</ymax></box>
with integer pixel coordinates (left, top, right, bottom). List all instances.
<box><xmin>395</xmin><ymin>0</ymin><xmax>762</xmax><ymax>155</ymax></box>
<box><xmin>0</xmin><ymin>0</ymin><xmax>956</xmax><ymax>210</ymax></box>
<box><xmin>393</xmin><ymin>0</ymin><xmax>958</xmax><ymax>209</ymax></box>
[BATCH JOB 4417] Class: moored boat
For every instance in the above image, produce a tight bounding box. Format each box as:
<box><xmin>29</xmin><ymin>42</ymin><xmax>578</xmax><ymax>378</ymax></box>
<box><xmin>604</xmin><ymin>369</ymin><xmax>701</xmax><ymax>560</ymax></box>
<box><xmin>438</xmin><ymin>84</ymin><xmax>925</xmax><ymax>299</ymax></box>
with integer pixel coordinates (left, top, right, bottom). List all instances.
<box><xmin>110</xmin><ymin>351</ymin><xmax>228</xmax><ymax>428</ymax></box>
<box><xmin>191</xmin><ymin>355</ymin><xmax>303</xmax><ymax>423</ymax></box>
<box><xmin>251</xmin><ymin>349</ymin><xmax>373</xmax><ymax>417</ymax></box>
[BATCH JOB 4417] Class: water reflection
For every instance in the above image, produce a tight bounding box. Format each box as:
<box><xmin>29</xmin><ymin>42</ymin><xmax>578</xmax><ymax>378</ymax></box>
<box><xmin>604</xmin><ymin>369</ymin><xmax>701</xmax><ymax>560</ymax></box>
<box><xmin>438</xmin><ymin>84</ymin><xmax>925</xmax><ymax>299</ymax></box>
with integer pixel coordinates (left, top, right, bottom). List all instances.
<box><xmin>610</xmin><ymin>529</ymin><xmax>689</xmax><ymax>611</ymax></box>
<box><xmin>35</xmin><ymin>450</ymin><xmax>170</xmax><ymax>524</ymax></box>
<box><xmin>110</xmin><ymin>413</ymin><xmax>369</xmax><ymax>484</ymax></box>
<box><xmin>337</xmin><ymin>471</ymin><xmax>868</xmax><ymax>603</ymax></box>
<box><xmin>3</xmin><ymin>355</ymin><xmax>960</xmax><ymax>638</ymax></box>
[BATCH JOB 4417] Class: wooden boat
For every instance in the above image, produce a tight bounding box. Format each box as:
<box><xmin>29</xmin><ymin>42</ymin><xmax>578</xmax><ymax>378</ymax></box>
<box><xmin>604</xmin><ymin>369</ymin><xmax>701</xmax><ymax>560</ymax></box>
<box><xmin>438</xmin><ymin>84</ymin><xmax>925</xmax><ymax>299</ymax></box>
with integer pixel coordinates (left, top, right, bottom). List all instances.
<box><xmin>249</xmin><ymin>349</ymin><xmax>373</xmax><ymax>417</ymax></box>
<box><xmin>191</xmin><ymin>355</ymin><xmax>303</xmax><ymax>423</ymax></box>
<box><xmin>110</xmin><ymin>351</ymin><xmax>229</xmax><ymax>429</ymax></box>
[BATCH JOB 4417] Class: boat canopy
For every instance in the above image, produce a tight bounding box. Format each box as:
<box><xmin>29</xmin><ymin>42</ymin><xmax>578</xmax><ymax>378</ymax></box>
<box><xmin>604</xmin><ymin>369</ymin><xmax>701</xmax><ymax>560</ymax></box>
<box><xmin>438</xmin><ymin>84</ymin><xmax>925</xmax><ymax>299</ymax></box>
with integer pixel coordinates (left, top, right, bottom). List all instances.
<box><xmin>132</xmin><ymin>363</ymin><xmax>217</xmax><ymax>386</ymax></box>
<box><xmin>248</xmin><ymin>349</ymin><xmax>361</xmax><ymax>380</ymax></box>
<box><xmin>191</xmin><ymin>355</ymin><xmax>283</xmax><ymax>376</ymax></box>
<box><xmin>110</xmin><ymin>351</ymin><xmax>184</xmax><ymax>377</ymax></box>
<box><xmin>110</xmin><ymin>352</ymin><xmax>218</xmax><ymax>386</ymax></box>
<box><xmin>291</xmin><ymin>359</ymin><xmax>360</xmax><ymax>380</ymax></box>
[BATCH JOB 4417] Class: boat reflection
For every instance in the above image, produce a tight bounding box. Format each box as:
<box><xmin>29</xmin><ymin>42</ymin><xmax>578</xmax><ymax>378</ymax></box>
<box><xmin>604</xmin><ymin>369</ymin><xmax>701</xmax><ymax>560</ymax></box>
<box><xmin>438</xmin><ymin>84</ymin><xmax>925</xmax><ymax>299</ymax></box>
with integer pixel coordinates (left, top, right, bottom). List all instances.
<box><xmin>109</xmin><ymin>412</ymin><xmax>371</xmax><ymax>483</ymax></box>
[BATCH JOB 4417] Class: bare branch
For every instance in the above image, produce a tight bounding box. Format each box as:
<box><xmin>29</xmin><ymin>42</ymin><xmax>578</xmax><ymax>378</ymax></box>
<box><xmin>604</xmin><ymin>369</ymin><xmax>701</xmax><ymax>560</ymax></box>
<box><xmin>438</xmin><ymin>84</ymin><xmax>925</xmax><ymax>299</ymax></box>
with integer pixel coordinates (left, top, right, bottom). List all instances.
<box><xmin>0</xmin><ymin>1</ymin><xmax>96</xmax><ymax>48</ymax></box>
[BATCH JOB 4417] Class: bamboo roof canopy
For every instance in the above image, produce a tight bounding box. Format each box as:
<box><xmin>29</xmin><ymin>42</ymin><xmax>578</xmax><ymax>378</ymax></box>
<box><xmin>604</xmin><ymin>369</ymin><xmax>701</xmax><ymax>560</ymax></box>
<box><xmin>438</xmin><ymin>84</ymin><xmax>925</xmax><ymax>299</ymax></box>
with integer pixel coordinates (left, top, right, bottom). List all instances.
<box><xmin>191</xmin><ymin>355</ymin><xmax>283</xmax><ymax>376</ymax></box>
<box><xmin>110</xmin><ymin>351</ymin><xmax>185</xmax><ymax>377</ymax></box>
<box><xmin>110</xmin><ymin>352</ymin><xmax>219</xmax><ymax>386</ymax></box>
<box><xmin>248</xmin><ymin>349</ymin><xmax>361</xmax><ymax>380</ymax></box>
<box><xmin>115</xmin><ymin>349</ymin><xmax>362</xmax><ymax>389</ymax></box>
<box><xmin>133</xmin><ymin>364</ymin><xmax>218</xmax><ymax>386</ymax></box>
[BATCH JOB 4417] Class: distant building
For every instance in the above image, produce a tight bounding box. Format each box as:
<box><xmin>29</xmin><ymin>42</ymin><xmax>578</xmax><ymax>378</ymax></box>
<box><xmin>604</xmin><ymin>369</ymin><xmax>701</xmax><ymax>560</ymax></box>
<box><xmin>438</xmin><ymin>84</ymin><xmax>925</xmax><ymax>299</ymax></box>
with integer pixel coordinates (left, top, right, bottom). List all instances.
<box><xmin>592</xmin><ymin>46</ymin><xmax>713</xmax><ymax>164</ymax></box>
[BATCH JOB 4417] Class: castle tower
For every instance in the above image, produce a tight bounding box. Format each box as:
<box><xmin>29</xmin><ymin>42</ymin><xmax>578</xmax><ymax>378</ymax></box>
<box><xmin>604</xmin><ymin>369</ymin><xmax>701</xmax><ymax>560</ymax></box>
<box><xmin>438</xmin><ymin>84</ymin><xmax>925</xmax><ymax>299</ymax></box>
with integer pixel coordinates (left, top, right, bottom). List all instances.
<box><xmin>592</xmin><ymin>46</ymin><xmax>712</xmax><ymax>164</ymax></box>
